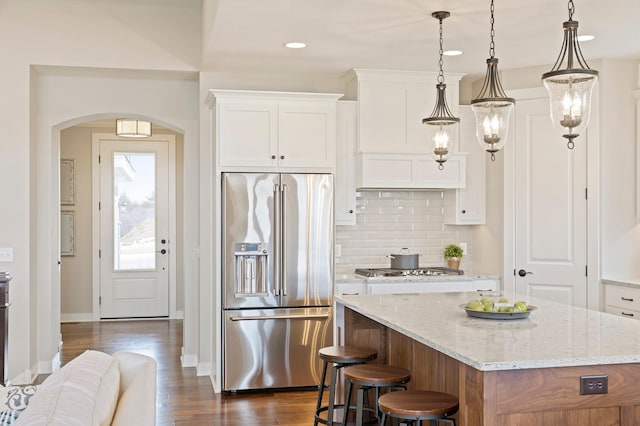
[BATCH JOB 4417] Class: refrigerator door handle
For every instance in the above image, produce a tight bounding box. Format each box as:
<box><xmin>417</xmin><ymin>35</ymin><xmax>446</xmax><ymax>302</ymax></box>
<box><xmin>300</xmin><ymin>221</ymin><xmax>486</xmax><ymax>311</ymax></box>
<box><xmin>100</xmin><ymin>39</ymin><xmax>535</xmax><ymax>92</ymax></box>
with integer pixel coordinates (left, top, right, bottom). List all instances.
<box><xmin>281</xmin><ymin>183</ymin><xmax>287</xmax><ymax>297</ymax></box>
<box><xmin>273</xmin><ymin>183</ymin><xmax>281</xmax><ymax>296</ymax></box>
<box><xmin>229</xmin><ymin>313</ymin><xmax>330</xmax><ymax>321</ymax></box>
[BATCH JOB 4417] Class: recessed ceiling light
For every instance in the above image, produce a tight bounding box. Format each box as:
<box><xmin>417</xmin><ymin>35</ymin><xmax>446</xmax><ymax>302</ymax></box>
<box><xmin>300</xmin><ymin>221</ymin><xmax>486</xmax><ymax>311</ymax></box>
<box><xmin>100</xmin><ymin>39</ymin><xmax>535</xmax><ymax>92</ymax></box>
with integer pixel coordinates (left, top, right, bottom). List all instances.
<box><xmin>443</xmin><ymin>50</ymin><xmax>463</xmax><ymax>56</ymax></box>
<box><xmin>285</xmin><ymin>42</ymin><xmax>306</xmax><ymax>49</ymax></box>
<box><xmin>577</xmin><ymin>34</ymin><xmax>595</xmax><ymax>42</ymax></box>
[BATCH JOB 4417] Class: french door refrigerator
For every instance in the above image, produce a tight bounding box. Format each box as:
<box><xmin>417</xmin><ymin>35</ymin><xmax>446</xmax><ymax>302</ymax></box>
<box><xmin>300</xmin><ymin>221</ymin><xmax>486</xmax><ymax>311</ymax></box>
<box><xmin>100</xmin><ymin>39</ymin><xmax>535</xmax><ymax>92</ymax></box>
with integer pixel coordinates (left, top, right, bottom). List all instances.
<box><xmin>221</xmin><ymin>172</ymin><xmax>334</xmax><ymax>391</ymax></box>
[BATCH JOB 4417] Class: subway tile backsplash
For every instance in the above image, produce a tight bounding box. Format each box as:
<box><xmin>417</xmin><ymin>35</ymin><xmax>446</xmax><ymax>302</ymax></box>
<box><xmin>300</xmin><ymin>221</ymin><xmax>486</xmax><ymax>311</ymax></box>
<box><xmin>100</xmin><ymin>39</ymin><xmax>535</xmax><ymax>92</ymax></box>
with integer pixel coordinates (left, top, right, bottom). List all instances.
<box><xmin>335</xmin><ymin>190</ymin><xmax>475</xmax><ymax>275</ymax></box>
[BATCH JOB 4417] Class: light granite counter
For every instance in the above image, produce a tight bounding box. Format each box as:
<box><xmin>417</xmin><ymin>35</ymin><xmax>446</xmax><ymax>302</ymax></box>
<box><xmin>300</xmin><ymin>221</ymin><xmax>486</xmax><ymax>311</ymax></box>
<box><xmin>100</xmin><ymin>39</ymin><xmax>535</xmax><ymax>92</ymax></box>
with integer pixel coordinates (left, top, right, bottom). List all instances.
<box><xmin>602</xmin><ymin>278</ymin><xmax>640</xmax><ymax>289</ymax></box>
<box><xmin>335</xmin><ymin>292</ymin><xmax>640</xmax><ymax>371</ymax></box>
<box><xmin>335</xmin><ymin>273</ymin><xmax>500</xmax><ymax>284</ymax></box>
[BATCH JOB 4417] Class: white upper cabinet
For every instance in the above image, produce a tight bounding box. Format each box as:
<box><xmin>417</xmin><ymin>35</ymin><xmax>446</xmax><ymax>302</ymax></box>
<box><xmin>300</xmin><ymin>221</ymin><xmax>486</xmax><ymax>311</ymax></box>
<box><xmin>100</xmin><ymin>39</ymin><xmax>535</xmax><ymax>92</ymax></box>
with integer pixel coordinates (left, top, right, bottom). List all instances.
<box><xmin>342</xmin><ymin>69</ymin><xmax>464</xmax><ymax>154</ymax></box>
<box><xmin>208</xmin><ymin>90</ymin><xmax>343</xmax><ymax>172</ymax></box>
<box><xmin>335</xmin><ymin>101</ymin><xmax>357</xmax><ymax>225</ymax></box>
<box><xmin>444</xmin><ymin>105</ymin><xmax>486</xmax><ymax>224</ymax></box>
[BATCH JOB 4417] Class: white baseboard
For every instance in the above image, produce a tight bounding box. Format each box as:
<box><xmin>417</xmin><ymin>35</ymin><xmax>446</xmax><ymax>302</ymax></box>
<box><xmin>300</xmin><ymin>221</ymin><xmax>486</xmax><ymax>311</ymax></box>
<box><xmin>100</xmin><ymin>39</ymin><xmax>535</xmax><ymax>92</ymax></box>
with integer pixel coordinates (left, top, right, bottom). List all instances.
<box><xmin>60</xmin><ymin>313</ymin><xmax>94</xmax><ymax>323</ymax></box>
<box><xmin>181</xmin><ymin>354</ymin><xmax>197</xmax><ymax>368</ymax></box>
<box><xmin>197</xmin><ymin>362</ymin><xmax>212</xmax><ymax>377</ymax></box>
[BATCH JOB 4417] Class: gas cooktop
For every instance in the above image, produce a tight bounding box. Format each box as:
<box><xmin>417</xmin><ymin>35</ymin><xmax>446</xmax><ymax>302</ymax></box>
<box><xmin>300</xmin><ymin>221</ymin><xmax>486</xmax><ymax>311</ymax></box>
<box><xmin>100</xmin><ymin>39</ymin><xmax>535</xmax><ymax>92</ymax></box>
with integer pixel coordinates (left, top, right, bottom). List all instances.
<box><xmin>354</xmin><ymin>267</ymin><xmax>464</xmax><ymax>278</ymax></box>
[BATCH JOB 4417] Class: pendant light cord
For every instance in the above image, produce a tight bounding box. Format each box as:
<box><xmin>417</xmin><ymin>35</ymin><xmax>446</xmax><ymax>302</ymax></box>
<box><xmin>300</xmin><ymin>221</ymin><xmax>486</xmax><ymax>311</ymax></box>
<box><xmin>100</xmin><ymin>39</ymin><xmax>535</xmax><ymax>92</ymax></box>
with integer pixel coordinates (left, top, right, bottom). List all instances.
<box><xmin>568</xmin><ymin>0</ymin><xmax>575</xmax><ymax>20</ymax></box>
<box><xmin>437</xmin><ymin>16</ymin><xmax>444</xmax><ymax>84</ymax></box>
<box><xmin>489</xmin><ymin>0</ymin><xmax>496</xmax><ymax>59</ymax></box>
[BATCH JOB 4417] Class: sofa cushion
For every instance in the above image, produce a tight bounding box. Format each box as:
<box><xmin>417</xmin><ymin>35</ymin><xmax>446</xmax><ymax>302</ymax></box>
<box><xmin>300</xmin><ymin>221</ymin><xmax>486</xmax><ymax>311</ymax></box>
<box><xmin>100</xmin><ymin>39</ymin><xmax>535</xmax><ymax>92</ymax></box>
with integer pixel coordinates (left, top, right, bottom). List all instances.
<box><xmin>15</xmin><ymin>350</ymin><xmax>120</xmax><ymax>426</ymax></box>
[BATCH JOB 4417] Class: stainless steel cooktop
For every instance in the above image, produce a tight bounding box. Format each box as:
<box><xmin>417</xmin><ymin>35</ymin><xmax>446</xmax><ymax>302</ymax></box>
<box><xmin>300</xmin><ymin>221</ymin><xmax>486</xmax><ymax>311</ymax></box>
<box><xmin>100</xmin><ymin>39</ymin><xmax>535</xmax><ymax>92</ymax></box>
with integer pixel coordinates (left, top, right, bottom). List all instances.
<box><xmin>354</xmin><ymin>267</ymin><xmax>464</xmax><ymax>278</ymax></box>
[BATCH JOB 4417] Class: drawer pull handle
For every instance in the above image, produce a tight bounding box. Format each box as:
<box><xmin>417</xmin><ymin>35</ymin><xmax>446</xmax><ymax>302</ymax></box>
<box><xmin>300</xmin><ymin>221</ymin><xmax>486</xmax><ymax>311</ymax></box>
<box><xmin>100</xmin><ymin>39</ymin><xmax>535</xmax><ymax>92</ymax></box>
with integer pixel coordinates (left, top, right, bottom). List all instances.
<box><xmin>341</xmin><ymin>292</ymin><xmax>360</xmax><ymax>296</ymax></box>
<box><xmin>622</xmin><ymin>311</ymin><xmax>634</xmax><ymax>317</ymax></box>
<box><xmin>621</xmin><ymin>297</ymin><xmax>634</xmax><ymax>302</ymax></box>
<box><xmin>476</xmin><ymin>289</ymin><xmax>492</xmax><ymax>292</ymax></box>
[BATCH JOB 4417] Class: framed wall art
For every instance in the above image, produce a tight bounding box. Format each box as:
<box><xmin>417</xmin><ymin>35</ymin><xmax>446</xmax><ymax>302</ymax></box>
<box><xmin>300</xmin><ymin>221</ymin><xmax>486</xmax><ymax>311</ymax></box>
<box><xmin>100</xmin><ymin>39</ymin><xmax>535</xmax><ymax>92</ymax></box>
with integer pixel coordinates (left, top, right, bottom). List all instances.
<box><xmin>61</xmin><ymin>211</ymin><xmax>75</xmax><ymax>256</ymax></box>
<box><xmin>60</xmin><ymin>159</ymin><xmax>75</xmax><ymax>205</ymax></box>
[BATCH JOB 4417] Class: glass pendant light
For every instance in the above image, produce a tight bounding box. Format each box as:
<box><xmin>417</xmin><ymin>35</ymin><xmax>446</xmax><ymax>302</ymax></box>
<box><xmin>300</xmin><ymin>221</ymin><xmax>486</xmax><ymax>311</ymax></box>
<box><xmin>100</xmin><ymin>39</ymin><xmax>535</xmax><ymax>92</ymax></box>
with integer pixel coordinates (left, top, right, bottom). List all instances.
<box><xmin>471</xmin><ymin>0</ymin><xmax>515</xmax><ymax>162</ymax></box>
<box><xmin>542</xmin><ymin>0</ymin><xmax>598</xmax><ymax>149</ymax></box>
<box><xmin>423</xmin><ymin>11</ymin><xmax>459</xmax><ymax>171</ymax></box>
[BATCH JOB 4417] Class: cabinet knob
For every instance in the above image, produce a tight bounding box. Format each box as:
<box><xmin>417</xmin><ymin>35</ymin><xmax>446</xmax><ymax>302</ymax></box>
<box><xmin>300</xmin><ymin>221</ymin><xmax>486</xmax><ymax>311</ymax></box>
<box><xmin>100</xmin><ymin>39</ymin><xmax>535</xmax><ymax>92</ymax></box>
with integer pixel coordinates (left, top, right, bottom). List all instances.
<box><xmin>461</xmin><ymin>210</ymin><xmax>466</xmax><ymax>214</ymax></box>
<box><xmin>271</xmin><ymin>155</ymin><xmax>276</xmax><ymax>159</ymax></box>
<box><xmin>349</xmin><ymin>209</ymin><xmax>354</xmax><ymax>214</ymax></box>
<box><xmin>280</xmin><ymin>155</ymin><xmax>285</xmax><ymax>160</ymax></box>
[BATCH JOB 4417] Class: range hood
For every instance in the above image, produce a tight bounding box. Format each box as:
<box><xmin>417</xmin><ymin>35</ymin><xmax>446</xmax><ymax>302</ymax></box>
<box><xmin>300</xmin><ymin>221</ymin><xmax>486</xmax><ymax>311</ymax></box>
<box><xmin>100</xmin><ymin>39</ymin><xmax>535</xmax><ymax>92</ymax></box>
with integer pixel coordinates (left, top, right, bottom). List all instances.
<box><xmin>356</xmin><ymin>152</ymin><xmax>467</xmax><ymax>190</ymax></box>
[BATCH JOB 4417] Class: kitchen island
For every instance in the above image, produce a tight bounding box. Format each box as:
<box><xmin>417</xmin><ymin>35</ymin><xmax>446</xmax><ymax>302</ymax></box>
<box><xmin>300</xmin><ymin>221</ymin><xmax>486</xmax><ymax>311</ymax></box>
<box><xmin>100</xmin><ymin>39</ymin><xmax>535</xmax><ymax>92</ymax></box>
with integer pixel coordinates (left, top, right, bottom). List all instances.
<box><xmin>335</xmin><ymin>292</ymin><xmax>640</xmax><ymax>426</ymax></box>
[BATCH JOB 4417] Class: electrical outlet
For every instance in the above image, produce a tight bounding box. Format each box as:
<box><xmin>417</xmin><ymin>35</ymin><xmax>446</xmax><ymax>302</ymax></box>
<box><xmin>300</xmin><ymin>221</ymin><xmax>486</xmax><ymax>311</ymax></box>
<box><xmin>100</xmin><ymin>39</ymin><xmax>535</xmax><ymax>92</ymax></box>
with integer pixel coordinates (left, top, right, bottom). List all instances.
<box><xmin>0</xmin><ymin>248</ymin><xmax>13</xmax><ymax>262</ymax></box>
<box><xmin>459</xmin><ymin>242</ymin><xmax>468</xmax><ymax>256</ymax></box>
<box><xmin>335</xmin><ymin>244</ymin><xmax>342</xmax><ymax>258</ymax></box>
<box><xmin>580</xmin><ymin>374</ymin><xmax>608</xmax><ymax>395</ymax></box>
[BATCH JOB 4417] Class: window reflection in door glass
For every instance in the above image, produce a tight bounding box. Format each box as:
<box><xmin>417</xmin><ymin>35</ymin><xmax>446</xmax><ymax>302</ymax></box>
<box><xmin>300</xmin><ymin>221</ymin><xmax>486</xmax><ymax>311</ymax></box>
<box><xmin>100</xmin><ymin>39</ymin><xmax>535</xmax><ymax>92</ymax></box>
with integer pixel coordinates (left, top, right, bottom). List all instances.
<box><xmin>113</xmin><ymin>153</ymin><xmax>156</xmax><ymax>270</ymax></box>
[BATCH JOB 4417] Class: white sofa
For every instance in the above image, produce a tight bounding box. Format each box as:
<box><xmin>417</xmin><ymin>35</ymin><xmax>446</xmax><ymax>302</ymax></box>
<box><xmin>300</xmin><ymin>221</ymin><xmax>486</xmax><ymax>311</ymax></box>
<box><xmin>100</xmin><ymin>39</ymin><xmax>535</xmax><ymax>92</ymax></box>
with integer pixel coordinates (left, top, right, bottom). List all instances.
<box><xmin>11</xmin><ymin>350</ymin><xmax>157</xmax><ymax>426</ymax></box>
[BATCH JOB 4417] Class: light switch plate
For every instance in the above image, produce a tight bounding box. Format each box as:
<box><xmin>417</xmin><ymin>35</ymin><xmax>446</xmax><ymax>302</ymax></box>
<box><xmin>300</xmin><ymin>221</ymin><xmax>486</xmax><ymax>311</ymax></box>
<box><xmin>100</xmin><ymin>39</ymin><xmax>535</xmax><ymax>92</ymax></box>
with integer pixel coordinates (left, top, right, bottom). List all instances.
<box><xmin>0</xmin><ymin>248</ymin><xmax>13</xmax><ymax>262</ymax></box>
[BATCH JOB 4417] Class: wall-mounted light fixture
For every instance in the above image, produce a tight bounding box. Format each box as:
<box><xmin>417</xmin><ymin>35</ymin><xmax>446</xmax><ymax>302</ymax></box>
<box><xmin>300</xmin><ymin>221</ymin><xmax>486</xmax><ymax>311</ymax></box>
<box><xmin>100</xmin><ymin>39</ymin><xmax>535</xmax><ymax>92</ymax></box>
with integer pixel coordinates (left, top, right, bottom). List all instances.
<box><xmin>422</xmin><ymin>11</ymin><xmax>459</xmax><ymax>170</ymax></box>
<box><xmin>542</xmin><ymin>0</ymin><xmax>598</xmax><ymax>149</ymax></box>
<box><xmin>115</xmin><ymin>119</ymin><xmax>152</xmax><ymax>138</ymax></box>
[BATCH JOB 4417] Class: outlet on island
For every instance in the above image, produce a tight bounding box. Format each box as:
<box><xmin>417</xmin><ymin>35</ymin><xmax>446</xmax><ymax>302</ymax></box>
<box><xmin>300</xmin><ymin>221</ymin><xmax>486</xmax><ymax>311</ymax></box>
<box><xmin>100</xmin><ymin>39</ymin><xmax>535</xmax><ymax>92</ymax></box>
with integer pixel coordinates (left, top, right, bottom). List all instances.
<box><xmin>580</xmin><ymin>374</ymin><xmax>608</xmax><ymax>395</ymax></box>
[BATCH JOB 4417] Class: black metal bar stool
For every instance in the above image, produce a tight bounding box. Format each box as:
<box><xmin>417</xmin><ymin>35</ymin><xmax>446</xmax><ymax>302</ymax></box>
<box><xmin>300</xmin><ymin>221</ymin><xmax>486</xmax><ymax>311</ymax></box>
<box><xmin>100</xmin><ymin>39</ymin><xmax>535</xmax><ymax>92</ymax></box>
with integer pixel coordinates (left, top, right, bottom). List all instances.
<box><xmin>342</xmin><ymin>364</ymin><xmax>411</xmax><ymax>425</ymax></box>
<box><xmin>314</xmin><ymin>346</ymin><xmax>378</xmax><ymax>426</ymax></box>
<box><xmin>378</xmin><ymin>390</ymin><xmax>459</xmax><ymax>425</ymax></box>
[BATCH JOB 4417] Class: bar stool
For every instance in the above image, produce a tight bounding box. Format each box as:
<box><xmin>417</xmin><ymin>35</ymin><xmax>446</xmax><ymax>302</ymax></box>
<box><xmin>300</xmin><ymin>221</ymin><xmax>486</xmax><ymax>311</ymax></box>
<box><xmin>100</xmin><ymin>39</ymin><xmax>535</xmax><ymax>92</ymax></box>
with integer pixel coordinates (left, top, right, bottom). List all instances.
<box><xmin>342</xmin><ymin>364</ymin><xmax>411</xmax><ymax>425</ymax></box>
<box><xmin>378</xmin><ymin>390</ymin><xmax>459</xmax><ymax>425</ymax></box>
<box><xmin>314</xmin><ymin>346</ymin><xmax>378</xmax><ymax>426</ymax></box>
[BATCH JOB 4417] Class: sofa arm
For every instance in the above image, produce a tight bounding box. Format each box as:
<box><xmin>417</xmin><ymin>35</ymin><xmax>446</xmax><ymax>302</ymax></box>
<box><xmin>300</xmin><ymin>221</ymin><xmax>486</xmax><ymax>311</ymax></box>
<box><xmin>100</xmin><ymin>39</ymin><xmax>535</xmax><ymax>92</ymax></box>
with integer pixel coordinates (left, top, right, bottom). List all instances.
<box><xmin>111</xmin><ymin>352</ymin><xmax>157</xmax><ymax>426</ymax></box>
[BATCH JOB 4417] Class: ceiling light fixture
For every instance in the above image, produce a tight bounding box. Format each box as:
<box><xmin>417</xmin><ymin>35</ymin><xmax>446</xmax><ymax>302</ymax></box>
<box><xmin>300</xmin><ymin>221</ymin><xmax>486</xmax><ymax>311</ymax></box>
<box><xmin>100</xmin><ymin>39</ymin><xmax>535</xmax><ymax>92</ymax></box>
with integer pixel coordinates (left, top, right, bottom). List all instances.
<box><xmin>115</xmin><ymin>119</ymin><xmax>152</xmax><ymax>138</ymax></box>
<box><xmin>422</xmin><ymin>11</ymin><xmax>459</xmax><ymax>171</ymax></box>
<box><xmin>470</xmin><ymin>0</ymin><xmax>515</xmax><ymax>162</ymax></box>
<box><xmin>285</xmin><ymin>42</ymin><xmax>306</xmax><ymax>49</ymax></box>
<box><xmin>542</xmin><ymin>0</ymin><xmax>598</xmax><ymax>149</ymax></box>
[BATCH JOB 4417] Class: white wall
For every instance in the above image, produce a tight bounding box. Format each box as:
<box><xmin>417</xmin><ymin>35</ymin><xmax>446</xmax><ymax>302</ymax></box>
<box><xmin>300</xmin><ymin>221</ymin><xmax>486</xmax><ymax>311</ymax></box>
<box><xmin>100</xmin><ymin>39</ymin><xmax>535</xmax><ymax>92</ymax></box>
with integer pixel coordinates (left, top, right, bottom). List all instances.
<box><xmin>599</xmin><ymin>60</ymin><xmax>640</xmax><ymax>279</ymax></box>
<box><xmin>0</xmin><ymin>0</ymin><xmax>200</xmax><ymax>382</ymax></box>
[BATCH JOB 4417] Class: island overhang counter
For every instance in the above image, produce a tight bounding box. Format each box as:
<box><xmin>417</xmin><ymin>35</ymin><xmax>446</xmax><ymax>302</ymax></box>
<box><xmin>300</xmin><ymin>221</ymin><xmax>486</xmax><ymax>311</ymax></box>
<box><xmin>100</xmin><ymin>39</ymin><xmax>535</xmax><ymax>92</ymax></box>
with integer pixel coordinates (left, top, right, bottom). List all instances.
<box><xmin>335</xmin><ymin>292</ymin><xmax>640</xmax><ymax>426</ymax></box>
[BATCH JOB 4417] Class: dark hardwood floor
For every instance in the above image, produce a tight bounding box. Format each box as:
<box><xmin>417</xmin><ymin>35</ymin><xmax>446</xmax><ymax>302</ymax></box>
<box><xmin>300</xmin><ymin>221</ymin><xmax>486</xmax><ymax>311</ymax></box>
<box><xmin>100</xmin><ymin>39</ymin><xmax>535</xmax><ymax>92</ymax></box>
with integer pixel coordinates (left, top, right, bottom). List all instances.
<box><xmin>56</xmin><ymin>320</ymin><xmax>318</xmax><ymax>425</ymax></box>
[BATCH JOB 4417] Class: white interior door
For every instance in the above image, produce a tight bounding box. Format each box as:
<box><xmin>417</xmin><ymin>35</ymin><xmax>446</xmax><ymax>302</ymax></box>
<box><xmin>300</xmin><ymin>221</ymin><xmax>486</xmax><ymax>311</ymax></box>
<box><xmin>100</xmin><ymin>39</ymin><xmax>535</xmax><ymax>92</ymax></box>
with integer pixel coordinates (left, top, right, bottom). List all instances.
<box><xmin>514</xmin><ymin>97</ymin><xmax>587</xmax><ymax>307</ymax></box>
<box><xmin>99</xmin><ymin>139</ymin><xmax>171</xmax><ymax>318</ymax></box>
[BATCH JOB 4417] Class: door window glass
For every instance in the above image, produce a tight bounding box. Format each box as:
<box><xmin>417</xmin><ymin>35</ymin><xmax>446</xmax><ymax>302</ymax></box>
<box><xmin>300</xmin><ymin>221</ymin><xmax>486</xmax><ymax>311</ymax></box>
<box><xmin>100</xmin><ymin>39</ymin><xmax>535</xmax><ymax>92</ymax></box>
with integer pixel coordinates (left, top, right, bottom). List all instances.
<box><xmin>113</xmin><ymin>153</ymin><xmax>156</xmax><ymax>270</ymax></box>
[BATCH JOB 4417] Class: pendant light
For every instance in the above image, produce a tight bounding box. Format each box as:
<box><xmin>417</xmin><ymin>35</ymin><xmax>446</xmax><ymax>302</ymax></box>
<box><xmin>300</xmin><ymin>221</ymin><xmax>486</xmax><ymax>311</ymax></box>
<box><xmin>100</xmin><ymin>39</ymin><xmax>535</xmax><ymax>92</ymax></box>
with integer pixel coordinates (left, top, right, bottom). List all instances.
<box><xmin>470</xmin><ymin>0</ymin><xmax>515</xmax><ymax>162</ymax></box>
<box><xmin>422</xmin><ymin>11</ymin><xmax>459</xmax><ymax>171</ymax></box>
<box><xmin>116</xmin><ymin>119</ymin><xmax>152</xmax><ymax>138</ymax></box>
<box><xmin>542</xmin><ymin>0</ymin><xmax>598</xmax><ymax>149</ymax></box>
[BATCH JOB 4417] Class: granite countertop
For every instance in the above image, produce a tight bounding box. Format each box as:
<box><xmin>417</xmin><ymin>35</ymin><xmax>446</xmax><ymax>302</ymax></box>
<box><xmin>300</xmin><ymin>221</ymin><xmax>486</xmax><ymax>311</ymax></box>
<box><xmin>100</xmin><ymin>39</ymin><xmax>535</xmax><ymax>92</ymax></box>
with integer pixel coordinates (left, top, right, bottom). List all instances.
<box><xmin>602</xmin><ymin>278</ymin><xmax>640</xmax><ymax>289</ymax></box>
<box><xmin>335</xmin><ymin>292</ymin><xmax>640</xmax><ymax>371</ymax></box>
<box><xmin>336</xmin><ymin>273</ymin><xmax>500</xmax><ymax>284</ymax></box>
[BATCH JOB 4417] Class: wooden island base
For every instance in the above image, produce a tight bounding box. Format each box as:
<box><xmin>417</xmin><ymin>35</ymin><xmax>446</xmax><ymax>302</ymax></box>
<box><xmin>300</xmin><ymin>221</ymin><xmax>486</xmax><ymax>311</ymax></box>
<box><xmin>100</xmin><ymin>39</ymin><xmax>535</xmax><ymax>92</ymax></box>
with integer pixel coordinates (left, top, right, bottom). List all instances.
<box><xmin>343</xmin><ymin>307</ymin><xmax>640</xmax><ymax>426</ymax></box>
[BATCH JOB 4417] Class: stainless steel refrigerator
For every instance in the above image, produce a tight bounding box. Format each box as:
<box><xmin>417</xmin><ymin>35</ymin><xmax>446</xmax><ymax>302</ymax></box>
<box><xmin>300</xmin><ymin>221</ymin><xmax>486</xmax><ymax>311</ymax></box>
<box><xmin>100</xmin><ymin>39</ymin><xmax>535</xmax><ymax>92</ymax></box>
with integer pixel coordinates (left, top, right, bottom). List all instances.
<box><xmin>221</xmin><ymin>172</ymin><xmax>334</xmax><ymax>391</ymax></box>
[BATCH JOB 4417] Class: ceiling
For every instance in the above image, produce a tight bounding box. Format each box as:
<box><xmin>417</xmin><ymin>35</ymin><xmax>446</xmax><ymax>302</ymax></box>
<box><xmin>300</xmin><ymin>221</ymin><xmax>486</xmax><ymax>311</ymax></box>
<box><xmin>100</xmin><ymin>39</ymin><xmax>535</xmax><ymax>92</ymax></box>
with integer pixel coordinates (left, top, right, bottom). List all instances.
<box><xmin>201</xmin><ymin>0</ymin><xmax>640</xmax><ymax>79</ymax></box>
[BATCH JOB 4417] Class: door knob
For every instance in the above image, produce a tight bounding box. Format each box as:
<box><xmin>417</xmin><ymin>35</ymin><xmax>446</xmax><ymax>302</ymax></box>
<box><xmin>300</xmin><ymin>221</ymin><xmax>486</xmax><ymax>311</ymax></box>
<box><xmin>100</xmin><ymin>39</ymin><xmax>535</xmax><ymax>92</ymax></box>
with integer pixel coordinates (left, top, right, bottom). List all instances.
<box><xmin>518</xmin><ymin>269</ymin><xmax>533</xmax><ymax>277</ymax></box>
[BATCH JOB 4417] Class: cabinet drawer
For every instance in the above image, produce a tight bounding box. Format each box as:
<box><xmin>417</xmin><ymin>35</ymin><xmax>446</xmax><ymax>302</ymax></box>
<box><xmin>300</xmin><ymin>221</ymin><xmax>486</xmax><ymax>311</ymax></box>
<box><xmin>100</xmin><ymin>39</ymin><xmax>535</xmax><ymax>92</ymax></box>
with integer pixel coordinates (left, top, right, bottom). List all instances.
<box><xmin>335</xmin><ymin>282</ymin><xmax>365</xmax><ymax>296</ymax></box>
<box><xmin>605</xmin><ymin>285</ymin><xmax>640</xmax><ymax>310</ymax></box>
<box><xmin>604</xmin><ymin>305</ymin><xmax>640</xmax><ymax>320</ymax></box>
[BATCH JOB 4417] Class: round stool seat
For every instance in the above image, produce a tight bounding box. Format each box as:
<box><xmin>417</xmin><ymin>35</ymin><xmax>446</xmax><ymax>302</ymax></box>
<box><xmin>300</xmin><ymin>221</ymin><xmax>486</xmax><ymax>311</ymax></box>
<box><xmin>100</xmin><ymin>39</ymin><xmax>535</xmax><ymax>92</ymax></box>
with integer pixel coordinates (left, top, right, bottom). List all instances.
<box><xmin>318</xmin><ymin>346</ymin><xmax>378</xmax><ymax>364</ymax></box>
<box><xmin>378</xmin><ymin>390</ymin><xmax>459</xmax><ymax>420</ymax></box>
<box><xmin>344</xmin><ymin>364</ymin><xmax>411</xmax><ymax>387</ymax></box>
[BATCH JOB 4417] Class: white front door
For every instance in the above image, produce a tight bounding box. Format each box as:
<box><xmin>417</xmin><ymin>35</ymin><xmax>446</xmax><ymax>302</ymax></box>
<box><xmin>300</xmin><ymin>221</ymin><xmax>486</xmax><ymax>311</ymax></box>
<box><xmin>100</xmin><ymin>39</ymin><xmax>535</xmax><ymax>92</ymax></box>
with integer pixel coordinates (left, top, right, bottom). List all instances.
<box><xmin>513</xmin><ymin>97</ymin><xmax>588</xmax><ymax>306</ymax></box>
<box><xmin>98</xmin><ymin>138</ymin><xmax>172</xmax><ymax>318</ymax></box>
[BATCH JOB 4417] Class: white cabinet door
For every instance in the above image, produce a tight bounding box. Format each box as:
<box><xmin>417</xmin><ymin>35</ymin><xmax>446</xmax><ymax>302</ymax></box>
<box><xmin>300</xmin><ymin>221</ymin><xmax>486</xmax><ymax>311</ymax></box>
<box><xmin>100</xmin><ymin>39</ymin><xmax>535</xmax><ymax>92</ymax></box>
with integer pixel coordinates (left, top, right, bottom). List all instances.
<box><xmin>278</xmin><ymin>102</ymin><xmax>336</xmax><ymax>169</ymax></box>
<box><xmin>217</xmin><ymin>102</ymin><xmax>278</xmax><ymax>168</ymax></box>
<box><xmin>335</xmin><ymin>101</ymin><xmax>357</xmax><ymax>225</ymax></box>
<box><xmin>444</xmin><ymin>106</ymin><xmax>486</xmax><ymax>224</ymax></box>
